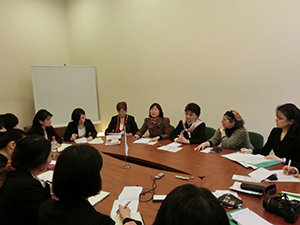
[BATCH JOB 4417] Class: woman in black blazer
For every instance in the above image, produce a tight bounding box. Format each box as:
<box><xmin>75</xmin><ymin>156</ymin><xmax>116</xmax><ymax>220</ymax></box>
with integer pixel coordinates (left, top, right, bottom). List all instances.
<box><xmin>0</xmin><ymin>135</ymin><xmax>52</xmax><ymax>225</ymax></box>
<box><xmin>64</xmin><ymin>108</ymin><xmax>97</xmax><ymax>141</ymax></box>
<box><xmin>27</xmin><ymin>109</ymin><xmax>62</xmax><ymax>144</ymax></box>
<box><xmin>105</xmin><ymin>101</ymin><xmax>138</xmax><ymax>135</ymax></box>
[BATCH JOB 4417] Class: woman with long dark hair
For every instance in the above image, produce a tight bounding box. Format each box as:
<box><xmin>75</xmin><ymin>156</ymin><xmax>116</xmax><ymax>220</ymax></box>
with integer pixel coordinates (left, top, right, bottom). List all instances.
<box><xmin>0</xmin><ymin>135</ymin><xmax>52</xmax><ymax>225</ymax></box>
<box><xmin>27</xmin><ymin>109</ymin><xmax>62</xmax><ymax>144</ymax></box>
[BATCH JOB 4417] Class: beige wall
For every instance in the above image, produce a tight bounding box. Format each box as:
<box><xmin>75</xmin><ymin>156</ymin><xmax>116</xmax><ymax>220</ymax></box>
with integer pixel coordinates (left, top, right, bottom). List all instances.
<box><xmin>0</xmin><ymin>0</ymin><xmax>69</xmax><ymax>129</ymax></box>
<box><xmin>66</xmin><ymin>0</ymin><xmax>300</xmax><ymax>140</ymax></box>
<box><xmin>1</xmin><ymin>0</ymin><xmax>300</xmax><ymax>141</ymax></box>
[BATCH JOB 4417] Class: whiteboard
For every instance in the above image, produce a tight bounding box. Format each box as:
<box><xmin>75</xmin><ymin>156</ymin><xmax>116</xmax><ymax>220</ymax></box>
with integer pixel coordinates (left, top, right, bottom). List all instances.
<box><xmin>31</xmin><ymin>66</ymin><xmax>100</xmax><ymax>127</ymax></box>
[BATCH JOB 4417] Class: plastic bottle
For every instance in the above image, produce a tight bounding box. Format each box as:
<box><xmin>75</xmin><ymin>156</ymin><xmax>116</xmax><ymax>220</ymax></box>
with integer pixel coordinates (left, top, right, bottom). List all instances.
<box><xmin>51</xmin><ymin>136</ymin><xmax>58</xmax><ymax>156</ymax></box>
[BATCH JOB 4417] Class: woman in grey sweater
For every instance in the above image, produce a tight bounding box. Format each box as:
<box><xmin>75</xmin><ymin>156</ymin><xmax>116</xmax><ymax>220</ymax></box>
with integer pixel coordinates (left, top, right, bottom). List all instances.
<box><xmin>194</xmin><ymin>110</ymin><xmax>253</xmax><ymax>151</ymax></box>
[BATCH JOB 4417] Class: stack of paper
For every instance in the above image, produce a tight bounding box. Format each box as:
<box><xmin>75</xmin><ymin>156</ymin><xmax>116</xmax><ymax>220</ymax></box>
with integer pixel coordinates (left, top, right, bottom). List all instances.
<box><xmin>229</xmin><ymin>208</ymin><xmax>273</xmax><ymax>225</ymax></box>
<box><xmin>157</xmin><ymin>142</ymin><xmax>182</xmax><ymax>153</ymax></box>
<box><xmin>222</xmin><ymin>152</ymin><xmax>281</xmax><ymax>169</ymax></box>
<box><xmin>110</xmin><ymin>186</ymin><xmax>143</xmax><ymax>217</ymax></box>
<box><xmin>133</xmin><ymin>138</ymin><xmax>157</xmax><ymax>145</ymax></box>
<box><xmin>58</xmin><ymin>143</ymin><xmax>72</xmax><ymax>152</ymax></box>
<box><xmin>105</xmin><ymin>134</ymin><xmax>121</xmax><ymax>146</ymax></box>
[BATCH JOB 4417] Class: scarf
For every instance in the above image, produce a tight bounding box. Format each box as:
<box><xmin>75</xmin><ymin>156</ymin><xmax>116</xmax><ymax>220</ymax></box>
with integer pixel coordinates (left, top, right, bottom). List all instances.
<box><xmin>180</xmin><ymin>118</ymin><xmax>203</xmax><ymax>138</ymax></box>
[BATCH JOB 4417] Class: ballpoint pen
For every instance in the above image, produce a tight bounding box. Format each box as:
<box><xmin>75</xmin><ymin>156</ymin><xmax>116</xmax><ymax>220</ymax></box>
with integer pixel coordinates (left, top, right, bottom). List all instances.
<box><xmin>287</xmin><ymin>159</ymin><xmax>291</xmax><ymax>175</ymax></box>
<box><xmin>116</xmin><ymin>200</ymin><xmax>131</xmax><ymax>214</ymax></box>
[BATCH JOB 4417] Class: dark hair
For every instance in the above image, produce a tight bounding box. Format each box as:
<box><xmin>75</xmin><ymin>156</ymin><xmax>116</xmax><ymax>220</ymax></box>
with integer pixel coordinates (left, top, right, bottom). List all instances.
<box><xmin>0</xmin><ymin>135</ymin><xmax>51</xmax><ymax>188</ymax></box>
<box><xmin>32</xmin><ymin>109</ymin><xmax>53</xmax><ymax>129</ymax></box>
<box><xmin>0</xmin><ymin>129</ymin><xmax>26</xmax><ymax>149</ymax></box>
<box><xmin>53</xmin><ymin>145</ymin><xmax>102</xmax><ymax>202</ymax></box>
<box><xmin>153</xmin><ymin>184</ymin><xmax>229</xmax><ymax>225</ymax></box>
<box><xmin>116</xmin><ymin>101</ymin><xmax>127</xmax><ymax>112</ymax></box>
<box><xmin>0</xmin><ymin>113</ymin><xmax>19</xmax><ymax>130</ymax></box>
<box><xmin>11</xmin><ymin>135</ymin><xmax>51</xmax><ymax>170</ymax></box>
<box><xmin>71</xmin><ymin>108</ymin><xmax>85</xmax><ymax>125</ymax></box>
<box><xmin>277</xmin><ymin>103</ymin><xmax>300</xmax><ymax>137</ymax></box>
<box><xmin>149</xmin><ymin>103</ymin><xmax>164</xmax><ymax>118</ymax></box>
<box><xmin>224</xmin><ymin>110</ymin><xmax>245</xmax><ymax>128</ymax></box>
<box><xmin>185</xmin><ymin>103</ymin><xmax>201</xmax><ymax>117</ymax></box>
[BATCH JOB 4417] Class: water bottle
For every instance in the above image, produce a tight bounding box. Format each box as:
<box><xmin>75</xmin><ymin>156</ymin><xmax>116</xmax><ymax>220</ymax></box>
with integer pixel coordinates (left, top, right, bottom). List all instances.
<box><xmin>51</xmin><ymin>136</ymin><xmax>58</xmax><ymax>156</ymax></box>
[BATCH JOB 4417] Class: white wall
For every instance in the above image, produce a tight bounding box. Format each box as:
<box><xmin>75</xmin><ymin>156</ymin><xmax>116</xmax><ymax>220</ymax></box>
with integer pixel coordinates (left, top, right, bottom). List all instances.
<box><xmin>0</xmin><ymin>0</ymin><xmax>69</xmax><ymax>129</ymax></box>
<box><xmin>1</xmin><ymin>0</ymin><xmax>300</xmax><ymax>141</ymax></box>
<box><xmin>65</xmin><ymin>0</ymin><xmax>300</xmax><ymax>140</ymax></box>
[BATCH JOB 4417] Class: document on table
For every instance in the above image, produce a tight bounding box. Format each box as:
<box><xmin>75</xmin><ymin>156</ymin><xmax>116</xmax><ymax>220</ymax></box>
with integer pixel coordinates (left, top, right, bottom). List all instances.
<box><xmin>88</xmin><ymin>191</ymin><xmax>110</xmax><ymax>205</ymax></box>
<box><xmin>222</xmin><ymin>152</ymin><xmax>281</xmax><ymax>169</ymax></box>
<box><xmin>89</xmin><ymin>137</ymin><xmax>104</xmax><ymax>144</ymax></box>
<box><xmin>200</xmin><ymin>147</ymin><xmax>213</xmax><ymax>153</ymax></box>
<box><xmin>229</xmin><ymin>208</ymin><xmax>273</xmax><ymax>225</ymax></box>
<box><xmin>111</xmin><ymin>212</ymin><xmax>144</xmax><ymax>225</ymax></box>
<box><xmin>110</xmin><ymin>186</ymin><xmax>143</xmax><ymax>217</ymax></box>
<box><xmin>248</xmin><ymin>168</ymin><xmax>274</xmax><ymax>182</ymax></box>
<box><xmin>266</xmin><ymin>169</ymin><xmax>300</xmax><ymax>182</ymax></box>
<box><xmin>105</xmin><ymin>134</ymin><xmax>121</xmax><ymax>146</ymax></box>
<box><xmin>232</xmin><ymin>175</ymin><xmax>260</xmax><ymax>183</ymax></box>
<box><xmin>133</xmin><ymin>138</ymin><xmax>157</xmax><ymax>145</ymax></box>
<box><xmin>58</xmin><ymin>143</ymin><xmax>72</xmax><ymax>152</ymax></box>
<box><xmin>74</xmin><ymin>137</ymin><xmax>89</xmax><ymax>143</ymax></box>
<box><xmin>157</xmin><ymin>142</ymin><xmax>182</xmax><ymax>153</ymax></box>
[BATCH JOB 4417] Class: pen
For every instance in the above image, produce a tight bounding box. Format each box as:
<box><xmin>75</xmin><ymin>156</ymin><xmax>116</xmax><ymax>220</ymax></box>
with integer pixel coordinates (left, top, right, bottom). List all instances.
<box><xmin>116</xmin><ymin>200</ymin><xmax>131</xmax><ymax>214</ymax></box>
<box><xmin>287</xmin><ymin>159</ymin><xmax>291</xmax><ymax>175</ymax></box>
<box><xmin>175</xmin><ymin>175</ymin><xmax>189</xmax><ymax>180</ymax></box>
<box><xmin>278</xmin><ymin>191</ymin><xmax>300</xmax><ymax>199</ymax></box>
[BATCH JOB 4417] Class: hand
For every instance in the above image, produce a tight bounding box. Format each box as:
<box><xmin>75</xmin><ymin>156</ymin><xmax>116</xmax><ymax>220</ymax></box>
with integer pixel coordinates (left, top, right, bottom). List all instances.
<box><xmin>126</xmin><ymin>133</ymin><xmax>132</xmax><ymax>136</ymax></box>
<box><xmin>57</xmin><ymin>143</ymin><xmax>61</xmax><ymax>147</ymax></box>
<box><xmin>71</xmin><ymin>133</ymin><xmax>78</xmax><ymax>141</ymax></box>
<box><xmin>218</xmin><ymin>124</ymin><xmax>225</xmax><ymax>130</ymax></box>
<box><xmin>177</xmin><ymin>134</ymin><xmax>189</xmax><ymax>144</ymax></box>
<box><xmin>194</xmin><ymin>142</ymin><xmax>210</xmax><ymax>151</ymax></box>
<box><xmin>283</xmin><ymin>165</ymin><xmax>297</xmax><ymax>175</ymax></box>
<box><xmin>118</xmin><ymin>204</ymin><xmax>131</xmax><ymax>221</ymax></box>
<box><xmin>240</xmin><ymin>148</ymin><xmax>253</xmax><ymax>154</ymax></box>
<box><xmin>264</xmin><ymin>154</ymin><xmax>284</xmax><ymax>162</ymax></box>
<box><xmin>150</xmin><ymin>136</ymin><xmax>160</xmax><ymax>142</ymax></box>
<box><xmin>87</xmin><ymin>136</ymin><xmax>93</xmax><ymax>142</ymax></box>
<box><xmin>133</xmin><ymin>134</ymin><xmax>139</xmax><ymax>141</ymax></box>
<box><xmin>293</xmin><ymin>174</ymin><xmax>300</xmax><ymax>179</ymax></box>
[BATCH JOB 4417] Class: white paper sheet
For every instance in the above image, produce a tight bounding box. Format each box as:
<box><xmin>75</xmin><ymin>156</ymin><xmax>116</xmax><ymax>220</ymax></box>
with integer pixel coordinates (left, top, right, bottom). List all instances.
<box><xmin>230</xmin><ymin>208</ymin><xmax>273</xmax><ymax>225</ymax></box>
<box><xmin>58</xmin><ymin>143</ymin><xmax>72</xmax><ymax>152</ymax></box>
<box><xmin>133</xmin><ymin>138</ymin><xmax>157</xmax><ymax>145</ymax></box>
<box><xmin>232</xmin><ymin>175</ymin><xmax>260</xmax><ymax>183</ymax></box>
<box><xmin>88</xmin><ymin>191</ymin><xmax>110</xmax><ymax>205</ymax></box>
<box><xmin>248</xmin><ymin>168</ymin><xmax>274</xmax><ymax>182</ymax></box>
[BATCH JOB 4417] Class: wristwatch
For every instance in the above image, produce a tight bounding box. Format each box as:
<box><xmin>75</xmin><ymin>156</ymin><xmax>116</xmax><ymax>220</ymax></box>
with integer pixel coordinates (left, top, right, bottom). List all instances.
<box><xmin>220</xmin><ymin>129</ymin><xmax>224</xmax><ymax>132</ymax></box>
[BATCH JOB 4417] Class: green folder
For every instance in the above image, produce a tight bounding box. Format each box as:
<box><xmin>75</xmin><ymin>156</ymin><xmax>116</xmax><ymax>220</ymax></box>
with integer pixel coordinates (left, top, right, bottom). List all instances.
<box><xmin>253</xmin><ymin>160</ymin><xmax>281</xmax><ymax>168</ymax></box>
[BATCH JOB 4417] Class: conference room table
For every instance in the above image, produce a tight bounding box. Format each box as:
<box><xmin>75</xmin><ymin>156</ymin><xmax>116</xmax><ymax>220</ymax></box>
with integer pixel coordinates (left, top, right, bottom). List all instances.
<box><xmin>64</xmin><ymin>136</ymin><xmax>300</xmax><ymax>225</ymax></box>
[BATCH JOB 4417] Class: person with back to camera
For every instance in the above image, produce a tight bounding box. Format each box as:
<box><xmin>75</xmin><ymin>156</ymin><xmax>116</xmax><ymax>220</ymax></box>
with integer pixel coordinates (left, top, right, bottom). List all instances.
<box><xmin>105</xmin><ymin>101</ymin><xmax>138</xmax><ymax>136</ymax></box>
<box><xmin>64</xmin><ymin>108</ymin><xmax>97</xmax><ymax>142</ymax></box>
<box><xmin>242</xmin><ymin>103</ymin><xmax>300</xmax><ymax>167</ymax></box>
<box><xmin>0</xmin><ymin>135</ymin><xmax>52</xmax><ymax>225</ymax></box>
<box><xmin>194</xmin><ymin>110</ymin><xmax>253</xmax><ymax>151</ymax></box>
<box><xmin>170</xmin><ymin>103</ymin><xmax>206</xmax><ymax>144</ymax></box>
<box><xmin>133</xmin><ymin>103</ymin><xmax>171</xmax><ymax>142</ymax></box>
<box><xmin>152</xmin><ymin>184</ymin><xmax>230</xmax><ymax>225</ymax></box>
<box><xmin>0</xmin><ymin>113</ymin><xmax>19</xmax><ymax>130</ymax></box>
<box><xmin>38</xmin><ymin>144</ymin><xmax>142</xmax><ymax>225</ymax></box>
<box><xmin>0</xmin><ymin>129</ymin><xmax>26</xmax><ymax>168</ymax></box>
<box><xmin>27</xmin><ymin>109</ymin><xmax>62</xmax><ymax>144</ymax></box>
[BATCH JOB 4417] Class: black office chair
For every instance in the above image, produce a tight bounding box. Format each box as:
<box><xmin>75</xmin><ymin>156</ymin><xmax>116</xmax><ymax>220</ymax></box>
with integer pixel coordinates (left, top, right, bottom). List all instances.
<box><xmin>205</xmin><ymin>127</ymin><xmax>216</xmax><ymax>140</ymax></box>
<box><xmin>248</xmin><ymin>131</ymin><xmax>264</xmax><ymax>150</ymax></box>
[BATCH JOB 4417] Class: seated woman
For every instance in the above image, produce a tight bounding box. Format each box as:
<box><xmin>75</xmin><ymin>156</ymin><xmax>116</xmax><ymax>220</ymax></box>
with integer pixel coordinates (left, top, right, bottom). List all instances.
<box><xmin>153</xmin><ymin>184</ymin><xmax>229</xmax><ymax>225</ymax></box>
<box><xmin>194</xmin><ymin>110</ymin><xmax>253</xmax><ymax>151</ymax></box>
<box><xmin>0</xmin><ymin>129</ymin><xmax>26</xmax><ymax>168</ymax></box>
<box><xmin>0</xmin><ymin>135</ymin><xmax>52</xmax><ymax>225</ymax></box>
<box><xmin>133</xmin><ymin>103</ymin><xmax>171</xmax><ymax>142</ymax></box>
<box><xmin>105</xmin><ymin>101</ymin><xmax>138</xmax><ymax>135</ymax></box>
<box><xmin>27</xmin><ymin>109</ymin><xmax>62</xmax><ymax>144</ymax></box>
<box><xmin>0</xmin><ymin>113</ymin><xmax>19</xmax><ymax>130</ymax></box>
<box><xmin>170</xmin><ymin>103</ymin><xmax>206</xmax><ymax>144</ymax></box>
<box><xmin>64</xmin><ymin>108</ymin><xmax>97</xmax><ymax>142</ymax></box>
<box><xmin>38</xmin><ymin>145</ymin><xmax>141</xmax><ymax>225</ymax></box>
<box><xmin>243</xmin><ymin>103</ymin><xmax>300</xmax><ymax>166</ymax></box>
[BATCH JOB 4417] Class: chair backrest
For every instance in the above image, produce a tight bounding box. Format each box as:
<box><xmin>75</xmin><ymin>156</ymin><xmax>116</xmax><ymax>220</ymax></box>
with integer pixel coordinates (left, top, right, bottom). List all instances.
<box><xmin>170</xmin><ymin>125</ymin><xmax>175</xmax><ymax>133</ymax></box>
<box><xmin>205</xmin><ymin>127</ymin><xmax>216</xmax><ymax>140</ymax></box>
<box><xmin>248</xmin><ymin>131</ymin><xmax>264</xmax><ymax>150</ymax></box>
